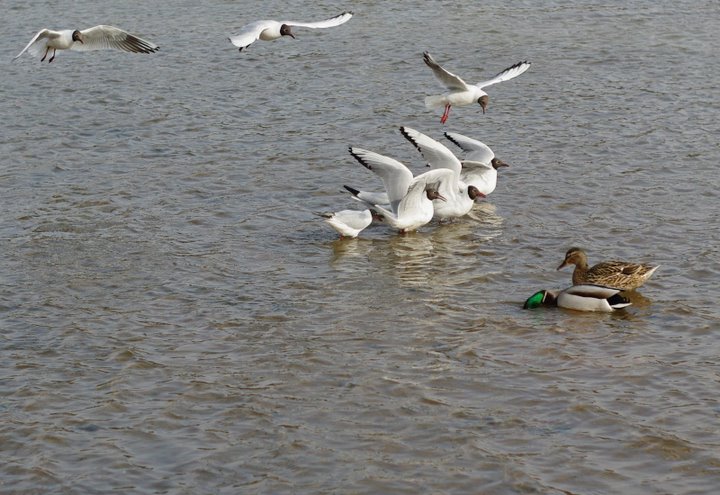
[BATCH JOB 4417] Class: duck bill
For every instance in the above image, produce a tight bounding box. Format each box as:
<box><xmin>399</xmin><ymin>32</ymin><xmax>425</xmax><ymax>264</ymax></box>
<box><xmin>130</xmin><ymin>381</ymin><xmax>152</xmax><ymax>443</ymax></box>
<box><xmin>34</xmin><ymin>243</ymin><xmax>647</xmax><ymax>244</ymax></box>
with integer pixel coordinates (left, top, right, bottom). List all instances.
<box><xmin>557</xmin><ymin>260</ymin><xmax>569</xmax><ymax>271</ymax></box>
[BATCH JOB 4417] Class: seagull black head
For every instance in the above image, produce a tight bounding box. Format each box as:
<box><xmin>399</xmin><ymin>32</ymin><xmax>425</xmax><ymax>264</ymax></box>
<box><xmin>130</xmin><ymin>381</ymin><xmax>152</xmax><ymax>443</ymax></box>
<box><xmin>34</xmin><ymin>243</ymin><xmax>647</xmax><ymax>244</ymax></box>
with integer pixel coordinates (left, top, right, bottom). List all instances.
<box><xmin>478</xmin><ymin>95</ymin><xmax>489</xmax><ymax>114</ymax></box>
<box><xmin>279</xmin><ymin>24</ymin><xmax>296</xmax><ymax>39</ymax></box>
<box><xmin>426</xmin><ymin>190</ymin><xmax>446</xmax><ymax>202</ymax></box>
<box><xmin>72</xmin><ymin>30</ymin><xmax>84</xmax><ymax>43</ymax></box>
<box><xmin>491</xmin><ymin>157</ymin><xmax>509</xmax><ymax>170</ymax></box>
<box><xmin>467</xmin><ymin>185</ymin><xmax>485</xmax><ymax>201</ymax></box>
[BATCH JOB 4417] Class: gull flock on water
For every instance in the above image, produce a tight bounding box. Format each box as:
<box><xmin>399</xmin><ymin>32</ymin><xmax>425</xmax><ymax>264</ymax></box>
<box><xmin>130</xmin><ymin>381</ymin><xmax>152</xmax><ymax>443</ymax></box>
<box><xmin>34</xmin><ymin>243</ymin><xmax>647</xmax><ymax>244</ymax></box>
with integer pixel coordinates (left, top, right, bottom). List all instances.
<box><xmin>12</xmin><ymin>11</ymin><xmax>659</xmax><ymax>312</ymax></box>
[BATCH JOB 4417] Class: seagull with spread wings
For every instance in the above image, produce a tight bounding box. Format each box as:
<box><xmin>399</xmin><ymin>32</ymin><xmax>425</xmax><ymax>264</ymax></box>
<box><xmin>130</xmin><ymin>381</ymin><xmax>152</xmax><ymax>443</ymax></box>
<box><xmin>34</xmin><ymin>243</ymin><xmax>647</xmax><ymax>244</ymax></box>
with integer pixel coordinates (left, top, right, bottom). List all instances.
<box><xmin>229</xmin><ymin>12</ymin><xmax>353</xmax><ymax>52</ymax></box>
<box><xmin>423</xmin><ymin>52</ymin><xmax>530</xmax><ymax>123</ymax></box>
<box><xmin>14</xmin><ymin>25</ymin><xmax>159</xmax><ymax>63</ymax></box>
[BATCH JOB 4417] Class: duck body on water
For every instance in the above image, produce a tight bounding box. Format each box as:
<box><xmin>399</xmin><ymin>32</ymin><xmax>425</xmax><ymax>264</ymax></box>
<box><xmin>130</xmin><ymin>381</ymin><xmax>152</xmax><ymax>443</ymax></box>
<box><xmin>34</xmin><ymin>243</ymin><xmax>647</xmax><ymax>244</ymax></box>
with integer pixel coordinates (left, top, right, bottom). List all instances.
<box><xmin>524</xmin><ymin>285</ymin><xmax>632</xmax><ymax>312</ymax></box>
<box><xmin>557</xmin><ymin>247</ymin><xmax>659</xmax><ymax>291</ymax></box>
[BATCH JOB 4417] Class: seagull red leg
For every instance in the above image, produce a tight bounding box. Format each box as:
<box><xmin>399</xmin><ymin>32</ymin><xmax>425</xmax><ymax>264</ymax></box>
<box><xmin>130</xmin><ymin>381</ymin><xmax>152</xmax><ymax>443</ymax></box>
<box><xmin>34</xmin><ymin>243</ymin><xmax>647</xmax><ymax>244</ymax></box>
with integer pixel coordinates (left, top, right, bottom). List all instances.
<box><xmin>48</xmin><ymin>49</ymin><xmax>56</xmax><ymax>63</ymax></box>
<box><xmin>440</xmin><ymin>104</ymin><xmax>451</xmax><ymax>124</ymax></box>
<box><xmin>41</xmin><ymin>47</ymin><xmax>49</xmax><ymax>62</ymax></box>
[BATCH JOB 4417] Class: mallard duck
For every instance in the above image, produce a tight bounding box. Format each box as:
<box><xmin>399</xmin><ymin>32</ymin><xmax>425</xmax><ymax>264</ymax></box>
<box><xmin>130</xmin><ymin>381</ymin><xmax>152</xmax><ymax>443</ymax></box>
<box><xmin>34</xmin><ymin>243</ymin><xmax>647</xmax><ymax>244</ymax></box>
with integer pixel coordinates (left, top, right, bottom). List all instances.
<box><xmin>557</xmin><ymin>247</ymin><xmax>659</xmax><ymax>290</ymax></box>
<box><xmin>523</xmin><ymin>284</ymin><xmax>632</xmax><ymax>312</ymax></box>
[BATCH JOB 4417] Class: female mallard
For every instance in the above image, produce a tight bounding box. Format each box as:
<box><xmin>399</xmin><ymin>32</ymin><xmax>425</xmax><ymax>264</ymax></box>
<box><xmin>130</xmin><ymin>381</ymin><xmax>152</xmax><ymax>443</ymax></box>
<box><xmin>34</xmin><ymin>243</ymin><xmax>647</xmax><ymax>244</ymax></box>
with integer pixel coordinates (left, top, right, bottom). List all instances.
<box><xmin>557</xmin><ymin>247</ymin><xmax>658</xmax><ymax>290</ymax></box>
<box><xmin>523</xmin><ymin>284</ymin><xmax>632</xmax><ymax>312</ymax></box>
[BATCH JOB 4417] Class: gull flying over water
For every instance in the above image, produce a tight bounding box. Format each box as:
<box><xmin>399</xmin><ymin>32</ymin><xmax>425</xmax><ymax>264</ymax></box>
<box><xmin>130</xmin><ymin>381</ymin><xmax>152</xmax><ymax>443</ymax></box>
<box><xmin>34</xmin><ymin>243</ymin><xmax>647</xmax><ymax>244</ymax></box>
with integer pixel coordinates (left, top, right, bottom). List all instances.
<box><xmin>229</xmin><ymin>12</ymin><xmax>353</xmax><ymax>52</ymax></box>
<box><xmin>14</xmin><ymin>25</ymin><xmax>159</xmax><ymax>63</ymax></box>
<box><xmin>423</xmin><ymin>52</ymin><xmax>530</xmax><ymax>123</ymax></box>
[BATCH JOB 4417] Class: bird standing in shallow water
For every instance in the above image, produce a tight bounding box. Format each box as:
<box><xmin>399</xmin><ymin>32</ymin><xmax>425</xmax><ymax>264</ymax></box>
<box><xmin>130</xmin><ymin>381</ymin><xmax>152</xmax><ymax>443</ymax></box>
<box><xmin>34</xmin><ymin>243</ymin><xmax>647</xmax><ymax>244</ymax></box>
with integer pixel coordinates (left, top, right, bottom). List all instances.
<box><xmin>318</xmin><ymin>209</ymin><xmax>374</xmax><ymax>239</ymax></box>
<box><xmin>557</xmin><ymin>247</ymin><xmax>659</xmax><ymax>291</ymax></box>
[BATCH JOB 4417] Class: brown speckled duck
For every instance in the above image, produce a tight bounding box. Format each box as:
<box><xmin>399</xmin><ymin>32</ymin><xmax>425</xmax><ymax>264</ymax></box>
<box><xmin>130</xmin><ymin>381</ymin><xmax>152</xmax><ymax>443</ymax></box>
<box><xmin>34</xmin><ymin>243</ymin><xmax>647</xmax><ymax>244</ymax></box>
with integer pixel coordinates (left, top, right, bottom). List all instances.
<box><xmin>557</xmin><ymin>247</ymin><xmax>659</xmax><ymax>291</ymax></box>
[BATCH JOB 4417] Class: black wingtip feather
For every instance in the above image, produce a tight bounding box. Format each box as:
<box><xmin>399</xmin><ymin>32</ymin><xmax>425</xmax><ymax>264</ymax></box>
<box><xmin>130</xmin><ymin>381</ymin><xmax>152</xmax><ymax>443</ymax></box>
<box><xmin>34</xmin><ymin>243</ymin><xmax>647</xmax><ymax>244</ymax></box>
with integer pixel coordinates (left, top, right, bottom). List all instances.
<box><xmin>343</xmin><ymin>185</ymin><xmax>360</xmax><ymax>196</ymax></box>
<box><xmin>398</xmin><ymin>126</ymin><xmax>421</xmax><ymax>154</ymax></box>
<box><xmin>348</xmin><ymin>147</ymin><xmax>372</xmax><ymax>171</ymax></box>
<box><xmin>443</xmin><ymin>132</ymin><xmax>461</xmax><ymax>148</ymax></box>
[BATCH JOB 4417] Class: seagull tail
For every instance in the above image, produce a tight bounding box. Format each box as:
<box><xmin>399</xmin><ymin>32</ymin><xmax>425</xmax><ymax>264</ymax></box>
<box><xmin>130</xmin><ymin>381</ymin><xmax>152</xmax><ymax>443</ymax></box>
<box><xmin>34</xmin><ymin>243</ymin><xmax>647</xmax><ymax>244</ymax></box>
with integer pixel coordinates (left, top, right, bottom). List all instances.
<box><xmin>424</xmin><ymin>94</ymin><xmax>446</xmax><ymax>110</ymax></box>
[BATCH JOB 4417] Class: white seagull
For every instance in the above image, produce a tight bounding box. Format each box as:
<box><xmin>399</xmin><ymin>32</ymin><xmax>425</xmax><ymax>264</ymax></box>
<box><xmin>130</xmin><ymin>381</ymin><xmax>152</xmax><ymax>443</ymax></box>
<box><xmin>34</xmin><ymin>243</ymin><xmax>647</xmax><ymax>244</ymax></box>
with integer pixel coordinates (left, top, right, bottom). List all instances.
<box><xmin>345</xmin><ymin>147</ymin><xmax>451</xmax><ymax>233</ymax></box>
<box><xmin>423</xmin><ymin>52</ymin><xmax>530</xmax><ymax>123</ymax></box>
<box><xmin>229</xmin><ymin>11</ymin><xmax>353</xmax><ymax>52</ymax></box>
<box><xmin>399</xmin><ymin>126</ymin><xmax>485</xmax><ymax>220</ymax></box>
<box><xmin>14</xmin><ymin>25</ymin><xmax>159</xmax><ymax>63</ymax></box>
<box><xmin>444</xmin><ymin>131</ymin><xmax>509</xmax><ymax>196</ymax></box>
<box><xmin>318</xmin><ymin>209</ymin><xmax>373</xmax><ymax>238</ymax></box>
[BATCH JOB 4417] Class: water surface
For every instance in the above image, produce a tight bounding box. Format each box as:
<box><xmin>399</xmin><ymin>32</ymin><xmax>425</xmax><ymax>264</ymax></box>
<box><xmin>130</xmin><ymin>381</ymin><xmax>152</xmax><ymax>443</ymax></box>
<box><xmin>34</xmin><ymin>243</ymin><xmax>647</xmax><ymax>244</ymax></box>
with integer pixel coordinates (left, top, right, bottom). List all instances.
<box><xmin>1</xmin><ymin>1</ymin><xmax>719</xmax><ymax>493</ymax></box>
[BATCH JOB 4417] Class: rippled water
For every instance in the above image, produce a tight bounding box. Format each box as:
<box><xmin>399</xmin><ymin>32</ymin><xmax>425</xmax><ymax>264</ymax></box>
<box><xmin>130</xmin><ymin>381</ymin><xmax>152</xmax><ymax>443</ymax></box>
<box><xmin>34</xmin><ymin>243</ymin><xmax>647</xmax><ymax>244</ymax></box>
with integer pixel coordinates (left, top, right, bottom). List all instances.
<box><xmin>2</xmin><ymin>1</ymin><xmax>720</xmax><ymax>493</ymax></box>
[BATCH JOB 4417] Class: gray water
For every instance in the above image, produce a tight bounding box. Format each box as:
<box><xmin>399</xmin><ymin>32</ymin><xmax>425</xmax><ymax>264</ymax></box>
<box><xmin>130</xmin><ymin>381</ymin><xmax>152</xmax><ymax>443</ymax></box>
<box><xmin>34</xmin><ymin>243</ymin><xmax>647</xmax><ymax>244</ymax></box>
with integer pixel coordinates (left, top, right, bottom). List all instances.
<box><xmin>2</xmin><ymin>0</ymin><xmax>720</xmax><ymax>493</ymax></box>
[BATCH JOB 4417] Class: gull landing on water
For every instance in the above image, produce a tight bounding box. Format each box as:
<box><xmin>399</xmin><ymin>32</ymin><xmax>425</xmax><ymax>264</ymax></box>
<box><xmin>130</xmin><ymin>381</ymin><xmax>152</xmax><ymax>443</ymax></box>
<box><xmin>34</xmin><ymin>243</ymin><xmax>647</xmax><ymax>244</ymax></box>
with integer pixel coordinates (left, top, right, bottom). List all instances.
<box><xmin>14</xmin><ymin>25</ymin><xmax>159</xmax><ymax>63</ymax></box>
<box><xmin>399</xmin><ymin>126</ymin><xmax>486</xmax><ymax>221</ymax></box>
<box><xmin>444</xmin><ymin>131</ymin><xmax>510</xmax><ymax>196</ymax></box>
<box><xmin>345</xmin><ymin>147</ymin><xmax>451</xmax><ymax>233</ymax></box>
<box><xmin>228</xmin><ymin>12</ymin><xmax>353</xmax><ymax>52</ymax></box>
<box><xmin>423</xmin><ymin>52</ymin><xmax>530</xmax><ymax>123</ymax></box>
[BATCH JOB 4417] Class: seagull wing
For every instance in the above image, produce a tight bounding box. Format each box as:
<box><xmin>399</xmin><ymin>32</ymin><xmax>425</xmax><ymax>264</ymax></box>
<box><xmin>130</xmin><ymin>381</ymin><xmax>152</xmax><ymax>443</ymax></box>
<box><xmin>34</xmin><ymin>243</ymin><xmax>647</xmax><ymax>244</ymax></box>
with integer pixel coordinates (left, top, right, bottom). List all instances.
<box><xmin>343</xmin><ymin>186</ymin><xmax>390</xmax><ymax>207</ymax></box>
<box><xmin>284</xmin><ymin>11</ymin><xmax>353</xmax><ymax>29</ymax></box>
<box><xmin>444</xmin><ymin>131</ymin><xmax>495</xmax><ymax>164</ymax></box>
<box><xmin>476</xmin><ymin>61</ymin><xmax>531</xmax><ymax>89</ymax></box>
<box><xmin>400</xmin><ymin>127</ymin><xmax>462</xmax><ymax>179</ymax></box>
<box><xmin>228</xmin><ymin>20</ymin><xmax>276</xmax><ymax>49</ymax></box>
<box><xmin>72</xmin><ymin>25</ymin><xmax>158</xmax><ymax>53</ymax></box>
<box><xmin>423</xmin><ymin>52</ymin><xmax>469</xmax><ymax>91</ymax></box>
<box><xmin>14</xmin><ymin>29</ymin><xmax>51</xmax><ymax>59</ymax></box>
<box><xmin>348</xmin><ymin>147</ymin><xmax>413</xmax><ymax>214</ymax></box>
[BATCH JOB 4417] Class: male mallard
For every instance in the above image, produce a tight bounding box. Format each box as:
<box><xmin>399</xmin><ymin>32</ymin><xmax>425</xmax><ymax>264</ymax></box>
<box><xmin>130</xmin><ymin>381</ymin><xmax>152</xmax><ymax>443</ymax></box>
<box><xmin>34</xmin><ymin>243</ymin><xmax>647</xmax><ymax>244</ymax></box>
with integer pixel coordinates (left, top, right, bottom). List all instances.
<box><xmin>523</xmin><ymin>285</ymin><xmax>632</xmax><ymax>312</ymax></box>
<box><xmin>557</xmin><ymin>247</ymin><xmax>658</xmax><ymax>290</ymax></box>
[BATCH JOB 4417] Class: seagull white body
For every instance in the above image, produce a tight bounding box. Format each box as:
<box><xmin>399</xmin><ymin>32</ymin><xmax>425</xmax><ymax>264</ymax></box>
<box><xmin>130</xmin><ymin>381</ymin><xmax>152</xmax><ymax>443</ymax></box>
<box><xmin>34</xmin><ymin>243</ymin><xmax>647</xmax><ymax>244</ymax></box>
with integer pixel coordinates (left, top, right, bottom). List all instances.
<box><xmin>319</xmin><ymin>209</ymin><xmax>373</xmax><ymax>238</ymax></box>
<box><xmin>524</xmin><ymin>285</ymin><xmax>632</xmax><ymax>313</ymax></box>
<box><xmin>14</xmin><ymin>25</ymin><xmax>159</xmax><ymax>63</ymax></box>
<box><xmin>423</xmin><ymin>52</ymin><xmax>531</xmax><ymax>123</ymax></box>
<box><xmin>229</xmin><ymin>12</ymin><xmax>353</xmax><ymax>51</ymax></box>
<box><xmin>399</xmin><ymin>126</ymin><xmax>485</xmax><ymax>220</ymax></box>
<box><xmin>444</xmin><ymin>131</ymin><xmax>509</xmax><ymax>196</ymax></box>
<box><xmin>345</xmin><ymin>147</ymin><xmax>451</xmax><ymax>233</ymax></box>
